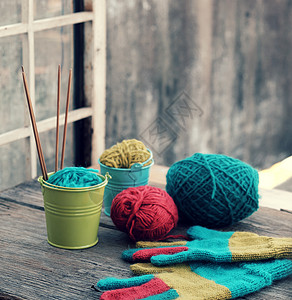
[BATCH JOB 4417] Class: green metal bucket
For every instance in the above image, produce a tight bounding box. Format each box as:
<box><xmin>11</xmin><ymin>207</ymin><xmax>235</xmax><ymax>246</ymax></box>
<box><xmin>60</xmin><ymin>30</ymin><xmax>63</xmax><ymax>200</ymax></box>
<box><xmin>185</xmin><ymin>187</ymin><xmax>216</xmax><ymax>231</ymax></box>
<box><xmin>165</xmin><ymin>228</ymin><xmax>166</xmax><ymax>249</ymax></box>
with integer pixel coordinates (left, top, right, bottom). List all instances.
<box><xmin>38</xmin><ymin>172</ymin><xmax>108</xmax><ymax>249</ymax></box>
<box><xmin>99</xmin><ymin>149</ymin><xmax>154</xmax><ymax>216</ymax></box>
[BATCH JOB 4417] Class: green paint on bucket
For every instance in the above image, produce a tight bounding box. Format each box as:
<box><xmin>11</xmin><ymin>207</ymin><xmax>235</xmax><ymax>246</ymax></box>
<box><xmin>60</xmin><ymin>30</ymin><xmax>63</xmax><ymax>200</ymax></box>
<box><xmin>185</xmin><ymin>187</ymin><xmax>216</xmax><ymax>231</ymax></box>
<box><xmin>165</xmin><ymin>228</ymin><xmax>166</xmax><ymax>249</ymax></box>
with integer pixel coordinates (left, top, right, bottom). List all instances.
<box><xmin>99</xmin><ymin>149</ymin><xmax>154</xmax><ymax>216</ymax></box>
<box><xmin>38</xmin><ymin>172</ymin><xmax>109</xmax><ymax>249</ymax></box>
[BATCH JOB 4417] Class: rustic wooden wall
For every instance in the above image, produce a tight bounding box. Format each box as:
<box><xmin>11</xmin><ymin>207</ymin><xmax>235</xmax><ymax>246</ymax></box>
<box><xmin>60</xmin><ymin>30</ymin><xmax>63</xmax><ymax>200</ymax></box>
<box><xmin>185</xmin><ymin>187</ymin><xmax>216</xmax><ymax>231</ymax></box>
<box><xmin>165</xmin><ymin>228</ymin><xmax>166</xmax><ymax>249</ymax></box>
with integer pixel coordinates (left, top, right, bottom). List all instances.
<box><xmin>105</xmin><ymin>0</ymin><xmax>292</xmax><ymax>169</ymax></box>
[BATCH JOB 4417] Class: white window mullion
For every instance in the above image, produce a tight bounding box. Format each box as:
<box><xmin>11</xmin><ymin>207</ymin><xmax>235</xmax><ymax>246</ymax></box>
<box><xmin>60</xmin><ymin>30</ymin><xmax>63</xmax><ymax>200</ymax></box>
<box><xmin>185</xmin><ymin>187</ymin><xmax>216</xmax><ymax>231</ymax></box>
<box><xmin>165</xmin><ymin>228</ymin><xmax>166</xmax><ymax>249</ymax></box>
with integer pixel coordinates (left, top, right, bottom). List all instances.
<box><xmin>28</xmin><ymin>0</ymin><xmax>38</xmax><ymax>179</ymax></box>
<box><xmin>22</xmin><ymin>0</ymin><xmax>37</xmax><ymax>179</ymax></box>
<box><xmin>0</xmin><ymin>12</ymin><xmax>93</xmax><ymax>38</ymax></box>
<box><xmin>0</xmin><ymin>23</ymin><xmax>28</xmax><ymax>38</ymax></box>
<box><xmin>33</xmin><ymin>12</ymin><xmax>93</xmax><ymax>32</ymax></box>
<box><xmin>21</xmin><ymin>0</ymin><xmax>31</xmax><ymax>180</ymax></box>
<box><xmin>92</xmin><ymin>0</ymin><xmax>106</xmax><ymax>165</ymax></box>
<box><xmin>0</xmin><ymin>107</ymin><xmax>94</xmax><ymax>147</ymax></box>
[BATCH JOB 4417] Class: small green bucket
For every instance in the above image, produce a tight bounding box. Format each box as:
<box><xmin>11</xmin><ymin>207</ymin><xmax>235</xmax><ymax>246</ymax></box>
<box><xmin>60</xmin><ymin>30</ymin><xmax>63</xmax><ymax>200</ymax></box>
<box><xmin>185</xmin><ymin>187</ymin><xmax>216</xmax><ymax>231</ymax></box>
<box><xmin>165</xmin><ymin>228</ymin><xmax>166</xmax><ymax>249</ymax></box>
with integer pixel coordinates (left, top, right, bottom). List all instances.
<box><xmin>38</xmin><ymin>172</ymin><xmax>108</xmax><ymax>249</ymax></box>
<box><xmin>99</xmin><ymin>149</ymin><xmax>154</xmax><ymax>216</ymax></box>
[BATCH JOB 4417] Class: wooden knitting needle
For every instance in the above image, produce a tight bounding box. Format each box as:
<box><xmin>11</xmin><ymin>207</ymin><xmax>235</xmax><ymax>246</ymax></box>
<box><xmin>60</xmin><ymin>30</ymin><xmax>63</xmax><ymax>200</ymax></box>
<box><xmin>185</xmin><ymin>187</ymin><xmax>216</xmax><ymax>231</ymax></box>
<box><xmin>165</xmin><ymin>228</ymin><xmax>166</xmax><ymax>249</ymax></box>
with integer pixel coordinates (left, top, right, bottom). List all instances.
<box><xmin>21</xmin><ymin>66</ymin><xmax>48</xmax><ymax>181</ymax></box>
<box><xmin>60</xmin><ymin>69</ymin><xmax>72</xmax><ymax>170</ymax></box>
<box><xmin>55</xmin><ymin>65</ymin><xmax>61</xmax><ymax>173</ymax></box>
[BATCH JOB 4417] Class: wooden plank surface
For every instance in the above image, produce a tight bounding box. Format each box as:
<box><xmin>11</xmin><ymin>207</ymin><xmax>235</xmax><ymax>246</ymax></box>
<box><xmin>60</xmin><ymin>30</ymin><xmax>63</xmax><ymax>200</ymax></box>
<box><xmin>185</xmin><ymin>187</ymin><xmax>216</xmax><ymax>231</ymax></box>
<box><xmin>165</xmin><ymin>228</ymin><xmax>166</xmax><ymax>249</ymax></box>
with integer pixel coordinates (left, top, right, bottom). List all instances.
<box><xmin>0</xmin><ymin>179</ymin><xmax>291</xmax><ymax>299</ymax></box>
<box><xmin>0</xmin><ymin>193</ymin><xmax>133</xmax><ymax>300</ymax></box>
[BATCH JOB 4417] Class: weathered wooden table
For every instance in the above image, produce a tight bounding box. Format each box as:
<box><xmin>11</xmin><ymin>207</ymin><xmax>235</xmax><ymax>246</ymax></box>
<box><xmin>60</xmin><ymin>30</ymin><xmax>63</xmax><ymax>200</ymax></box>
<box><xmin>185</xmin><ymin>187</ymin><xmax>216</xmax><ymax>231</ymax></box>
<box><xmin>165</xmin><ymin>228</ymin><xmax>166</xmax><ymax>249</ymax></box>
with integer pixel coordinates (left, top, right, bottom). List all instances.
<box><xmin>0</xmin><ymin>169</ymin><xmax>291</xmax><ymax>299</ymax></box>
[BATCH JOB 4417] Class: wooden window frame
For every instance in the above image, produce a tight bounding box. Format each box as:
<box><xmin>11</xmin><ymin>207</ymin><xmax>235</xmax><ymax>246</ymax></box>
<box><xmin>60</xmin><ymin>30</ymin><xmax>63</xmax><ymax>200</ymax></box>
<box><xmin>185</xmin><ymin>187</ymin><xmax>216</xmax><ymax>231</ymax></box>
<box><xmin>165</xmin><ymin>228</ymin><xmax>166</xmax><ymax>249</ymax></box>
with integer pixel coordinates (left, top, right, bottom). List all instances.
<box><xmin>0</xmin><ymin>0</ymin><xmax>106</xmax><ymax>179</ymax></box>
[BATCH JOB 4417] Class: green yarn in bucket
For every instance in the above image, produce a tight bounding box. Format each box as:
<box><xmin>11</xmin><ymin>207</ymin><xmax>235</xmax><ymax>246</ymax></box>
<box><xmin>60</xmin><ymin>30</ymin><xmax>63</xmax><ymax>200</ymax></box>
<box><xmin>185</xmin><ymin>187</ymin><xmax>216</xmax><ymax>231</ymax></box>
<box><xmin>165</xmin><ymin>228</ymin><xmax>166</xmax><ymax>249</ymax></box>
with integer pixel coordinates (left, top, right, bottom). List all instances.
<box><xmin>47</xmin><ymin>167</ymin><xmax>102</xmax><ymax>188</ymax></box>
<box><xmin>99</xmin><ymin>139</ymin><xmax>152</xmax><ymax>168</ymax></box>
<box><xmin>166</xmin><ymin>153</ymin><xmax>259</xmax><ymax>228</ymax></box>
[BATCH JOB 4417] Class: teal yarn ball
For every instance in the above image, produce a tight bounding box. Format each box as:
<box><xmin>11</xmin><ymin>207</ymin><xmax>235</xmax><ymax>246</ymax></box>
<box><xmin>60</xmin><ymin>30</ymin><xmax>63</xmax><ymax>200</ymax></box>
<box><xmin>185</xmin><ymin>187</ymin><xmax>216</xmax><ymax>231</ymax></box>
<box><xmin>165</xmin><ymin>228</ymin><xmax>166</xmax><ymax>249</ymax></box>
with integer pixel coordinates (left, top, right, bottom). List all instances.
<box><xmin>47</xmin><ymin>167</ymin><xmax>103</xmax><ymax>188</ymax></box>
<box><xmin>166</xmin><ymin>153</ymin><xmax>259</xmax><ymax>227</ymax></box>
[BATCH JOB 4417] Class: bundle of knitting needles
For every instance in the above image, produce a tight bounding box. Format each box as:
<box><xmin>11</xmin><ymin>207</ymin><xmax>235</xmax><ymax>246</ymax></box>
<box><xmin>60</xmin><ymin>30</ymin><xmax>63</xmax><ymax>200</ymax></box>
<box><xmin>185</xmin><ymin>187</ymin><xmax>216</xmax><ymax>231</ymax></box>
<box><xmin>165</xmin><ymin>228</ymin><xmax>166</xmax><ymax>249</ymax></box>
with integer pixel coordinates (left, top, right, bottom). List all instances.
<box><xmin>21</xmin><ymin>65</ymin><xmax>72</xmax><ymax>181</ymax></box>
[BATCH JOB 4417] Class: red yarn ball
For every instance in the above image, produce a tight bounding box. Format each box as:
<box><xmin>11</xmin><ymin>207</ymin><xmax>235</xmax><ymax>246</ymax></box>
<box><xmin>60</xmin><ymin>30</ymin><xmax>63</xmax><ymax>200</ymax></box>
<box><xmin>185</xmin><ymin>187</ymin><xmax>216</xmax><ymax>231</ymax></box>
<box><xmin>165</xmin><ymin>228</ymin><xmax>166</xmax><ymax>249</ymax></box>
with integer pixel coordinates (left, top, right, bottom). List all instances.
<box><xmin>110</xmin><ymin>185</ymin><xmax>179</xmax><ymax>241</ymax></box>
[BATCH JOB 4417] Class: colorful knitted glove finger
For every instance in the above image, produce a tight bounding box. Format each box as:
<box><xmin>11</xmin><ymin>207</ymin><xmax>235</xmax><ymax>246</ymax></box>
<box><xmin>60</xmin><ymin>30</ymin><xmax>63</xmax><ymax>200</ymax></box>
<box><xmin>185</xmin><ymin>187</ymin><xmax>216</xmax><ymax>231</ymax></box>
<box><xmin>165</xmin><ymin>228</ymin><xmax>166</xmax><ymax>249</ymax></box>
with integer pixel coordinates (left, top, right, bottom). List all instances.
<box><xmin>96</xmin><ymin>259</ymin><xmax>292</xmax><ymax>299</ymax></box>
<box><xmin>122</xmin><ymin>226</ymin><xmax>292</xmax><ymax>266</ymax></box>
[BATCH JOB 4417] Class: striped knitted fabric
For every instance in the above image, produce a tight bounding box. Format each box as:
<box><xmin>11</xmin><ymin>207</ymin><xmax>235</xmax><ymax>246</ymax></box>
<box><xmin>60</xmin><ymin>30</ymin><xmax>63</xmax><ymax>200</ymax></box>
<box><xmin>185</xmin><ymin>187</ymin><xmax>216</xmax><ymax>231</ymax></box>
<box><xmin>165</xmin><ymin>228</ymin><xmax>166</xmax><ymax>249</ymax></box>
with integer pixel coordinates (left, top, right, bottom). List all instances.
<box><xmin>97</xmin><ymin>259</ymin><xmax>292</xmax><ymax>299</ymax></box>
<box><xmin>96</xmin><ymin>226</ymin><xmax>292</xmax><ymax>299</ymax></box>
<box><xmin>122</xmin><ymin>226</ymin><xmax>292</xmax><ymax>266</ymax></box>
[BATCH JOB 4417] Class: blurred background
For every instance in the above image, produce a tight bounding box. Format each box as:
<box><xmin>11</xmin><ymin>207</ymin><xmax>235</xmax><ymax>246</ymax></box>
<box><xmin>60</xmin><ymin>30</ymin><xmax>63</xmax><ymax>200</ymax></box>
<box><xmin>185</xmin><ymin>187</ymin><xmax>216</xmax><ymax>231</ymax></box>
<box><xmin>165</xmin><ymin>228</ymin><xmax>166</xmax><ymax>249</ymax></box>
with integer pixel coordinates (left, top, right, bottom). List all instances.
<box><xmin>106</xmin><ymin>0</ymin><xmax>292</xmax><ymax>168</ymax></box>
<box><xmin>0</xmin><ymin>0</ymin><xmax>292</xmax><ymax>191</ymax></box>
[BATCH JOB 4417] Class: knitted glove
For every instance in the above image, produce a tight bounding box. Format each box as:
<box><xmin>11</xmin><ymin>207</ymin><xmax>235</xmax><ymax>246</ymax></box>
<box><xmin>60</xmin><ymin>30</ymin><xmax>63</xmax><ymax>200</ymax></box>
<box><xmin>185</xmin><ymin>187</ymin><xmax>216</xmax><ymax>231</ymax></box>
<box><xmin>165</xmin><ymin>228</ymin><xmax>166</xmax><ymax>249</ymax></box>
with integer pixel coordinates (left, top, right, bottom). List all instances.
<box><xmin>96</xmin><ymin>259</ymin><xmax>292</xmax><ymax>299</ymax></box>
<box><xmin>122</xmin><ymin>226</ymin><xmax>292</xmax><ymax>266</ymax></box>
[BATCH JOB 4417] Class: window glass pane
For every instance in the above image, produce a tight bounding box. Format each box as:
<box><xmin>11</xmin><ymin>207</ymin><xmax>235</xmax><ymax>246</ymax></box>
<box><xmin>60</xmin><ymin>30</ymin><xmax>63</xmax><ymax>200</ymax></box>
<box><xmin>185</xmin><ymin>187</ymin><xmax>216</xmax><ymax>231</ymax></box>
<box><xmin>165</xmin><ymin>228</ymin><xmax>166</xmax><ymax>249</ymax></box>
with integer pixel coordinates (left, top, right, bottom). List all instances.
<box><xmin>0</xmin><ymin>139</ymin><xmax>28</xmax><ymax>190</ymax></box>
<box><xmin>0</xmin><ymin>35</ymin><xmax>25</xmax><ymax>134</ymax></box>
<box><xmin>35</xmin><ymin>25</ymin><xmax>73</xmax><ymax>122</ymax></box>
<box><xmin>0</xmin><ymin>1</ymin><xmax>21</xmax><ymax>26</ymax></box>
<box><xmin>34</xmin><ymin>0</ymin><xmax>73</xmax><ymax>20</ymax></box>
<box><xmin>39</xmin><ymin>124</ymin><xmax>74</xmax><ymax>174</ymax></box>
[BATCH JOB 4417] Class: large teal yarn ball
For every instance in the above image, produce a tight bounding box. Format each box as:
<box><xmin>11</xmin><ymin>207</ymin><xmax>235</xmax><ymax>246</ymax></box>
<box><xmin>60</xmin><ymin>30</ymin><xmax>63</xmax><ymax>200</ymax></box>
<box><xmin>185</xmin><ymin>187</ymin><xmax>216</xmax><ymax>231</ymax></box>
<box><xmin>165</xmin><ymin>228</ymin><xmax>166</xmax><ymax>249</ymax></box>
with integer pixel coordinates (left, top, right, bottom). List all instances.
<box><xmin>166</xmin><ymin>153</ymin><xmax>259</xmax><ymax>227</ymax></box>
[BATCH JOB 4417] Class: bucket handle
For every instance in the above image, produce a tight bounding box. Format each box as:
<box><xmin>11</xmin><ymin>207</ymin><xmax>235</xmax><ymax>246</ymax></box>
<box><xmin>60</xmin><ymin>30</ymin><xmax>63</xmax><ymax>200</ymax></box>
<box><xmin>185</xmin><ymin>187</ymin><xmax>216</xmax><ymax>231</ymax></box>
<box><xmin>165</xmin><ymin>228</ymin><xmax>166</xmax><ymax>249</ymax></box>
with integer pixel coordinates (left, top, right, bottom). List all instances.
<box><xmin>88</xmin><ymin>169</ymin><xmax>112</xmax><ymax>181</ymax></box>
<box><xmin>38</xmin><ymin>175</ymin><xmax>45</xmax><ymax>186</ymax></box>
<box><xmin>130</xmin><ymin>149</ymin><xmax>153</xmax><ymax>170</ymax></box>
<box><xmin>104</xmin><ymin>172</ymin><xmax>112</xmax><ymax>181</ymax></box>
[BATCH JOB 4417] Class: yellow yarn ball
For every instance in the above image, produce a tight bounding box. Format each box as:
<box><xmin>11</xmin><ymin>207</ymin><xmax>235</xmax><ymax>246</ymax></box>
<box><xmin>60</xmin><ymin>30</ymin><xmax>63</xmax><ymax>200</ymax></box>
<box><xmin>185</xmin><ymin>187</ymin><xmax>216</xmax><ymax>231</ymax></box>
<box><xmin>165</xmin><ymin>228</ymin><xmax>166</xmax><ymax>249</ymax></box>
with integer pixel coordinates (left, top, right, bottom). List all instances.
<box><xmin>100</xmin><ymin>139</ymin><xmax>152</xmax><ymax>168</ymax></box>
